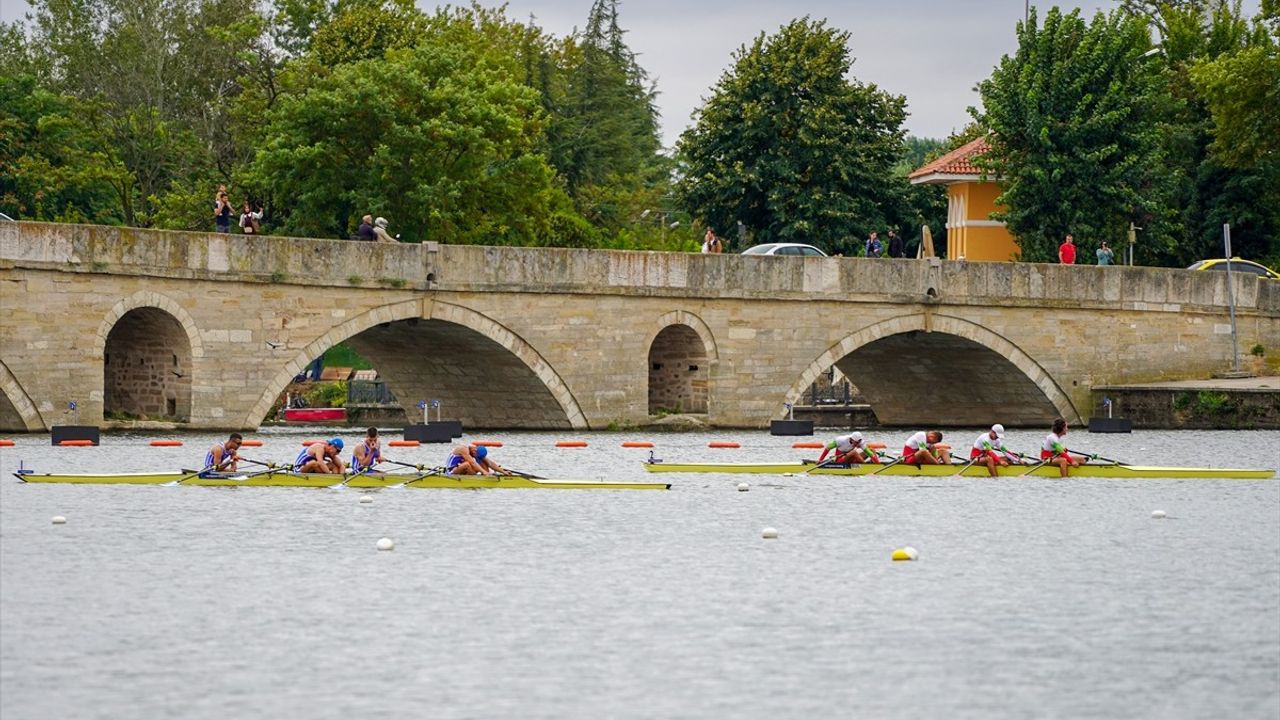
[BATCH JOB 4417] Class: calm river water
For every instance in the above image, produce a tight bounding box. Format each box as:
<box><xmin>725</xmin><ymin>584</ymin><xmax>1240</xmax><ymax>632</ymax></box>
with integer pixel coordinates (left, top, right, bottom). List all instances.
<box><xmin>1</xmin><ymin>427</ymin><xmax>1278</xmax><ymax>719</ymax></box>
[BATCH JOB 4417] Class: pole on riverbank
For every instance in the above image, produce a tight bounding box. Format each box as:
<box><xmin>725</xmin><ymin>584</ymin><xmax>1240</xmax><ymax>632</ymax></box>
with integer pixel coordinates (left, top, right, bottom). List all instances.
<box><xmin>1223</xmin><ymin>223</ymin><xmax>1241</xmax><ymax>375</ymax></box>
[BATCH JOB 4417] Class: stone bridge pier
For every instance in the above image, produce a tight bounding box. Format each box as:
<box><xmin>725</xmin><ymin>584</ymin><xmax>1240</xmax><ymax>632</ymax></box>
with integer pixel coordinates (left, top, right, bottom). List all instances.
<box><xmin>2</xmin><ymin>222</ymin><xmax>1277</xmax><ymax>432</ymax></box>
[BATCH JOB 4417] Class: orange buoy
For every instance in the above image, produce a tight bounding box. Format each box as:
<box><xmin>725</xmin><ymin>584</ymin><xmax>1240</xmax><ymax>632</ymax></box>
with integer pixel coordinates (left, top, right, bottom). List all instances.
<box><xmin>621</xmin><ymin>441</ymin><xmax>654</xmax><ymax>448</ymax></box>
<box><xmin>708</xmin><ymin>441</ymin><xmax>740</xmax><ymax>449</ymax></box>
<box><xmin>59</xmin><ymin>440</ymin><xmax>95</xmax><ymax>447</ymax></box>
<box><xmin>150</xmin><ymin>440</ymin><xmax>183</xmax><ymax>447</ymax></box>
<box><xmin>388</xmin><ymin>440</ymin><xmax>419</xmax><ymax>447</ymax></box>
<box><xmin>302</xmin><ymin>439</ymin><xmax>323</xmax><ymax>446</ymax></box>
<box><xmin>868</xmin><ymin>442</ymin><xmax>886</xmax><ymax>449</ymax></box>
<box><xmin>0</xmin><ymin>439</ymin><xmax>13</xmax><ymax>447</ymax></box>
<box><xmin>240</xmin><ymin>439</ymin><xmax>263</xmax><ymax>447</ymax></box>
<box><xmin>555</xmin><ymin>440</ymin><xmax>588</xmax><ymax>448</ymax></box>
<box><xmin>792</xmin><ymin>441</ymin><xmax>823</xmax><ymax>449</ymax></box>
<box><xmin>473</xmin><ymin>440</ymin><xmax>504</xmax><ymax>447</ymax></box>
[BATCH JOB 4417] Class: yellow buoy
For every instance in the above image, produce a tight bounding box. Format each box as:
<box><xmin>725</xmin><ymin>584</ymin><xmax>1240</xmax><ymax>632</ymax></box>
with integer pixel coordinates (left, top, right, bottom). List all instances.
<box><xmin>892</xmin><ymin>546</ymin><xmax>919</xmax><ymax>562</ymax></box>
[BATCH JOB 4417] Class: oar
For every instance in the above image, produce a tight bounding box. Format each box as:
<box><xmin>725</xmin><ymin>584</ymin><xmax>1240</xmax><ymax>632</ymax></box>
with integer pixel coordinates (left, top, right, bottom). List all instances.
<box><xmin>802</xmin><ymin>458</ymin><xmax>842</xmax><ymax>475</ymax></box>
<box><xmin>1020</xmin><ymin>456</ymin><xmax>1055</xmax><ymax>477</ymax></box>
<box><xmin>1069</xmin><ymin>449</ymin><xmax>1125</xmax><ymax>466</ymax></box>
<box><xmin>163</xmin><ymin>465</ymin><xmax>214</xmax><ymax>487</ymax></box>
<box><xmin>504</xmin><ymin>468</ymin><xmax>543</xmax><ymax>479</ymax></box>
<box><xmin>951</xmin><ymin>454</ymin><xmax>985</xmax><ymax>478</ymax></box>
<box><xmin>384</xmin><ymin>459</ymin><xmax>426</xmax><ymax>472</ymax></box>
<box><xmin>237</xmin><ymin>457</ymin><xmax>275</xmax><ymax>469</ymax></box>
<box><xmin>329</xmin><ymin>465</ymin><xmax>375</xmax><ymax>490</ymax></box>
<box><xmin>389</xmin><ymin>466</ymin><xmax>446</xmax><ymax>489</ymax></box>
<box><xmin>866</xmin><ymin>454</ymin><xmax>906</xmax><ymax>476</ymax></box>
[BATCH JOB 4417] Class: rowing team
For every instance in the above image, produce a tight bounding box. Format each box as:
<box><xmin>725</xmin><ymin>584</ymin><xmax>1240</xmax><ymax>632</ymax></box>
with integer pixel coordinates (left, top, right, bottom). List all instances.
<box><xmin>816</xmin><ymin>418</ymin><xmax>1089</xmax><ymax>477</ymax></box>
<box><xmin>202</xmin><ymin>428</ymin><xmax>514</xmax><ymax>477</ymax></box>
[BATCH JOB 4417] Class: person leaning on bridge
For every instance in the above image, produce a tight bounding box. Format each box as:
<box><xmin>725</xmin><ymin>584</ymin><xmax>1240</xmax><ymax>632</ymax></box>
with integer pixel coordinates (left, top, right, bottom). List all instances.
<box><xmin>1058</xmin><ymin>234</ymin><xmax>1078</xmax><ymax>264</ymax></box>
<box><xmin>356</xmin><ymin>215</ymin><xmax>376</xmax><ymax>241</ymax></box>
<box><xmin>887</xmin><ymin>230</ymin><xmax>905</xmax><ymax>259</ymax></box>
<box><xmin>372</xmin><ymin>217</ymin><xmax>398</xmax><ymax>243</ymax></box>
<box><xmin>1096</xmin><ymin>242</ymin><xmax>1115</xmax><ymax>266</ymax></box>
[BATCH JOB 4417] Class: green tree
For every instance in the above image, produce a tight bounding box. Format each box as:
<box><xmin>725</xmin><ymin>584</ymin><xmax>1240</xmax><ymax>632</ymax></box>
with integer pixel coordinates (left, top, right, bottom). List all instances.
<box><xmin>248</xmin><ymin>38</ymin><xmax>568</xmax><ymax>244</ymax></box>
<box><xmin>973</xmin><ymin>8</ymin><xmax>1178</xmax><ymax>263</ymax></box>
<box><xmin>675</xmin><ymin>18</ymin><xmax>907</xmax><ymax>252</ymax></box>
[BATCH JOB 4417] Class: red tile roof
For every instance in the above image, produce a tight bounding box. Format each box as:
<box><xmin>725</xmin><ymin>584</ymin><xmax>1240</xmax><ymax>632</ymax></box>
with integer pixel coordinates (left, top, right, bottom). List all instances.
<box><xmin>908</xmin><ymin>136</ymin><xmax>991</xmax><ymax>180</ymax></box>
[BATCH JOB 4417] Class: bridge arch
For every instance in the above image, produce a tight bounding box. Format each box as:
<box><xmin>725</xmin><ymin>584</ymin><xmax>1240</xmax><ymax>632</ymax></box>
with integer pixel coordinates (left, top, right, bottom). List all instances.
<box><xmin>783</xmin><ymin>314</ymin><xmax>1080</xmax><ymax>426</ymax></box>
<box><xmin>245</xmin><ymin>300</ymin><xmax>588</xmax><ymax>429</ymax></box>
<box><xmin>646</xmin><ymin>311</ymin><xmax>718</xmax><ymax>415</ymax></box>
<box><xmin>95</xmin><ymin>293</ymin><xmax>201</xmax><ymax>422</ymax></box>
<box><xmin>0</xmin><ymin>359</ymin><xmax>44</xmax><ymax>431</ymax></box>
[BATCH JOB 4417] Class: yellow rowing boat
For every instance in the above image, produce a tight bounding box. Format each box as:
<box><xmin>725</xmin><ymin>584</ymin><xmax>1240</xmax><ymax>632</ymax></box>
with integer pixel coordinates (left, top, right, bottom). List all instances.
<box><xmin>14</xmin><ymin>469</ymin><xmax>670</xmax><ymax>490</ymax></box>
<box><xmin>640</xmin><ymin>460</ymin><xmax>1274</xmax><ymax>479</ymax></box>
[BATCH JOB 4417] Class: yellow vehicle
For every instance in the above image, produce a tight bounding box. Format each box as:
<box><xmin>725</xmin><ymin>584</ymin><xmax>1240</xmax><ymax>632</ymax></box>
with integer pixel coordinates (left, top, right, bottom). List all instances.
<box><xmin>1187</xmin><ymin>258</ymin><xmax>1279</xmax><ymax>280</ymax></box>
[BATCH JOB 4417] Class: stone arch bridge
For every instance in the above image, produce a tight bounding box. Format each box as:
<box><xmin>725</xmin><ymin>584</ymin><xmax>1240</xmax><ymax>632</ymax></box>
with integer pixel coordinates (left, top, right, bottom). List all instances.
<box><xmin>2</xmin><ymin>222</ymin><xmax>1277</xmax><ymax>432</ymax></box>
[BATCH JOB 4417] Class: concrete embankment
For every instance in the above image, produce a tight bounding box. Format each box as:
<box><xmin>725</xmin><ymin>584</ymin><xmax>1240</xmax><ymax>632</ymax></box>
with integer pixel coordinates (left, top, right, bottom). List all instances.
<box><xmin>1092</xmin><ymin>376</ymin><xmax>1280</xmax><ymax>430</ymax></box>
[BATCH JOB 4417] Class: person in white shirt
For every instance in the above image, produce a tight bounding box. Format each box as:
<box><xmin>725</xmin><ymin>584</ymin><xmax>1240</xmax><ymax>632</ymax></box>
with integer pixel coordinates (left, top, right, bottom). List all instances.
<box><xmin>1040</xmin><ymin>417</ymin><xmax>1084</xmax><ymax>477</ymax></box>
<box><xmin>816</xmin><ymin>431</ymin><xmax>882</xmax><ymax>465</ymax></box>
<box><xmin>971</xmin><ymin>424</ymin><xmax>1018</xmax><ymax>477</ymax></box>
<box><xmin>902</xmin><ymin>430</ymin><xmax>950</xmax><ymax>465</ymax></box>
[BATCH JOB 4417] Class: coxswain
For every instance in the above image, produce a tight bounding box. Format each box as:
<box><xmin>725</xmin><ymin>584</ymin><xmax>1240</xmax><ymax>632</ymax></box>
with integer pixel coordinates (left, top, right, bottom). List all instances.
<box><xmin>817</xmin><ymin>431</ymin><xmax>880</xmax><ymax>465</ymax></box>
<box><xmin>445</xmin><ymin>444</ymin><xmax>510</xmax><ymax>476</ymax></box>
<box><xmin>295</xmin><ymin>438</ymin><xmax>345</xmax><ymax>474</ymax></box>
<box><xmin>1041</xmin><ymin>418</ymin><xmax>1083</xmax><ymax>478</ymax></box>
<box><xmin>971</xmin><ymin>424</ymin><xmax>1018</xmax><ymax>477</ymax></box>
<box><xmin>351</xmin><ymin>427</ymin><xmax>385</xmax><ymax>473</ymax></box>
<box><xmin>902</xmin><ymin>430</ymin><xmax>951</xmax><ymax>465</ymax></box>
<box><xmin>204</xmin><ymin>433</ymin><xmax>242</xmax><ymax>473</ymax></box>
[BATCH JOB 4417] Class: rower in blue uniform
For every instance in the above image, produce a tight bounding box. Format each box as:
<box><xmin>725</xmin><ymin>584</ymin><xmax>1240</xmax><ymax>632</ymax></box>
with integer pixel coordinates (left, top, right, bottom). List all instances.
<box><xmin>350</xmin><ymin>427</ymin><xmax>385</xmax><ymax>473</ymax></box>
<box><xmin>445</xmin><ymin>444</ymin><xmax>509</xmax><ymax>476</ymax></box>
<box><xmin>204</xmin><ymin>433</ymin><xmax>242</xmax><ymax>472</ymax></box>
<box><xmin>295</xmin><ymin>438</ymin><xmax>345</xmax><ymax>474</ymax></box>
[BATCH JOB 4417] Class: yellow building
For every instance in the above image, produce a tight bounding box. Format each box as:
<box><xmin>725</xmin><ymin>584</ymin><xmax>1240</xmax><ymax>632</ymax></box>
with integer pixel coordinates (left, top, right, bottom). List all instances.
<box><xmin>908</xmin><ymin>137</ymin><xmax>1018</xmax><ymax>262</ymax></box>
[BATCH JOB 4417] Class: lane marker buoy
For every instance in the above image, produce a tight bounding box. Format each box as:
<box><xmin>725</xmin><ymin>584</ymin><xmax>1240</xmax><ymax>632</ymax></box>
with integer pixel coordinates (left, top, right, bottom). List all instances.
<box><xmin>376</xmin><ymin>537</ymin><xmax>394</xmax><ymax>551</ymax></box>
<box><xmin>58</xmin><ymin>440</ymin><xmax>94</xmax><ymax>447</ymax></box>
<box><xmin>892</xmin><ymin>546</ymin><xmax>919</xmax><ymax>561</ymax></box>
<box><xmin>240</xmin><ymin>439</ymin><xmax>263</xmax><ymax>447</ymax></box>
<box><xmin>792</xmin><ymin>441</ymin><xmax>823</xmax><ymax>449</ymax></box>
<box><xmin>622</xmin><ymin>441</ymin><xmax>654</xmax><ymax>448</ymax></box>
<box><xmin>0</xmin><ymin>439</ymin><xmax>14</xmax><ymax>447</ymax></box>
<box><xmin>1151</xmin><ymin>510</ymin><xmax>1167</xmax><ymax>519</ymax></box>
<box><xmin>474</xmin><ymin>440</ymin><xmax>504</xmax><ymax>447</ymax></box>
<box><xmin>359</xmin><ymin>496</ymin><xmax>373</xmax><ymax>504</ymax></box>
<box><xmin>52</xmin><ymin>516</ymin><xmax>66</xmax><ymax>525</ymax></box>
<box><xmin>555</xmin><ymin>440</ymin><xmax>588</xmax><ymax>448</ymax></box>
<box><xmin>737</xmin><ymin>483</ymin><xmax>750</xmax><ymax>492</ymax></box>
<box><xmin>388</xmin><ymin>440</ymin><xmax>419</xmax><ymax>447</ymax></box>
<box><xmin>762</xmin><ymin>527</ymin><xmax>778</xmax><ymax>539</ymax></box>
<box><xmin>150</xmin><ymin>440</ymin><xmax>183</xmax><ymax>447</ymax></box>
<box><xmin>709</xmin><ymin>441</ymin><xmax>740</xmax><ymax>449</ymax></box>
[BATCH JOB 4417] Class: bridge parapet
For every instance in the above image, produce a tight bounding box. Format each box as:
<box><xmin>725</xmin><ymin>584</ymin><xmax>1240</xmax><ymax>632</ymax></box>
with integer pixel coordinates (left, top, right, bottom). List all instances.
<box><xmin>3</xmin><ymin>221</ymin><xmax>1275</xmax><ymax>314</ymax></box>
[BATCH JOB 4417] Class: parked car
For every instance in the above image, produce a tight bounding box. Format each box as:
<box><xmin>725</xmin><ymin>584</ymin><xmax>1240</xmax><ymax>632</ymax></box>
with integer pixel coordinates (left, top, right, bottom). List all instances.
<box><xmin>0</xmin><ymin>212</ymin><xmax>14</xmax><ymax>221</ymax></box>
<box><xmin>741</xmin><ymin>243</ymin><xmax>828</xmax><ymax>257</ymax></box>
<box><xmin>1187</xmin><ymin>258</ymin><xmax>1279</xmax><ymax>280</ymax></box>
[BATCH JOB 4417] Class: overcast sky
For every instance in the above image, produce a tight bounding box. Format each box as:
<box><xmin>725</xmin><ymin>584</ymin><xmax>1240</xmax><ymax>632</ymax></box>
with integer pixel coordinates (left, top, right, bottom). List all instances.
<box><xmin>2</xmin><ymin>0</ymin><xmax>1255</xmax><ymax>148</ymax></box>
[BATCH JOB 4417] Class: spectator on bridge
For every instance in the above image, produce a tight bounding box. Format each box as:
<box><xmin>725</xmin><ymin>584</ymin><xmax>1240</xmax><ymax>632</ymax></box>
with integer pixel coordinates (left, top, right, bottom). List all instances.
<box><xmin>701</xmin><ymin>228</ymin><xmax>722</xmax><ymax>253</ymax></box>
<box><xmin>865</xmin><ymin>231</ymin><xmax>883</xmax><ymax>258</ymax></box>
<box><xmin>213</xmin><ymin>189</ymin><xmax>233</xmax><ymax>233</ymax></box>
<box><xmin>1058</xmin><ymin>234</ymin><xmax>1078</xmax><ymax>264</ymax></box>
<box><xmin>356</xmin><ymin>215</ymin><xmax>376</xmax><ymax>241</ymax></box>
<box><xmin>239</xmin><ymin>201</ymin><xmax>263</xmax><ymax>235</ymax></box>
<box><xmin>1096</xmin><ymin>241</ymin><xmax>1115</xmax><ymax>266</ymax></box>
<box><xmin>887</xmin><ymin>230</ymin><xmax>905</xmax><ymax>258</ymax></box>
<box><xmin>373</xmin><ymin>216</ymin><xmax>398</xmax><ymax>243</ymax></box>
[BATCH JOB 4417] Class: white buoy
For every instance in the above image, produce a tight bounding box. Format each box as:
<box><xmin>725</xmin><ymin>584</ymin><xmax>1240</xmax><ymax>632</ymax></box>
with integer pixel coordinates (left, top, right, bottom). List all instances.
<box><xmin>737</xmin><ymin>483</ymin><xmax>750</xmax><ymax>492</ymax></box>
<box><xmin>892</xmin><ymin>546</ymin><xmax>919</xmax><ymax>561</ymax></box>
<box><xmin>51</xmin><ymin>515</ymin><xmax>66</xmax><ymax>525</ymax></box>
<box><xmin>762</xmin><ymin>526</ymin><xmax>778</xmax><ymax>539</ymax></box>
<box><xmin>1151</xmin><ymin>510</ymin><xmax>1167</xmax><ymax>519</ymax></box>
<box><xmin>376</xmin><ymin>537</ymin><xmax>394</xmax><ymax>551</ymax></box>
<box><xmin>359</xmin><ymin>495</ymin><xmax>373</xmax><ymax>504</ymax></box>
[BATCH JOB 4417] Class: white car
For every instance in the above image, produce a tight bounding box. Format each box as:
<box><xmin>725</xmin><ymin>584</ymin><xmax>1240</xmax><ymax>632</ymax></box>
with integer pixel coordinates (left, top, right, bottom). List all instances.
<box><xmin>0</xmin><ymin>212</ymin><xmax>13</xmax><ymax>221</ymax></box>
<box><xmin>741</xmin><ymin>243</ymin><xmax>827</xmax><ymax>257</ymax></box>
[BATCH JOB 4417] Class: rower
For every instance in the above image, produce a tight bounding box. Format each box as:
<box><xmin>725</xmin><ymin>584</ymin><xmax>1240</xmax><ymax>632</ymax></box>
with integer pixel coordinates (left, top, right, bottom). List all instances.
<box><xmin>1041</xmin><ymin>418</ymin><xmax>1083</xmax><ymax>478</ymax></box>
<box><xmin>204</xmin><ymin>433</ymin><xmax>242</xmax><ymax>473</ymax></box>
<box><xmin>351</xmin><ymin>427</ymin><xmax>385</xmax><ymax>473</ymax></box>
<box><xmin>445</xmin><ymin>444</ymin><xmax>510</xmax><ymax>476</ymax></box>
<box><xmin>295</xmin><ymin>438</ymin><xmax>345</xmax><ymax>474</ymax></box>
<box><xmin>902</xmin><ymin>430</ymin><xmax>950</xmax><ymax>465</ymax></box>
<box><xmin>817</xmin><ymin>431</ymin><xmax>880</xmax><ymax>465</ymax></box>
<box><xmin>971</xmin><ymin>424</ymin><xmax>1017</xmax><ymax>477</ymax></box>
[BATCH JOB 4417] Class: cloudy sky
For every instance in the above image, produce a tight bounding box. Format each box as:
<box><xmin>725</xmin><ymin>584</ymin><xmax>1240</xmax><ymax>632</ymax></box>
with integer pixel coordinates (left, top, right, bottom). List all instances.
<box><xmin>4</xmin><ymin>0</ymin><xmax>1245</xmax><ymax>147</ymax></box>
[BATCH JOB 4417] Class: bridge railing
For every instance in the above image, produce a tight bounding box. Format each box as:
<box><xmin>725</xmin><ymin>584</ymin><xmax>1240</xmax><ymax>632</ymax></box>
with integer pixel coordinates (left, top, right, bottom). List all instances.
<box><xmin>3</xmin><ymin>221</ymin><xmax>1276</xmax><ymax>314</ymax></box>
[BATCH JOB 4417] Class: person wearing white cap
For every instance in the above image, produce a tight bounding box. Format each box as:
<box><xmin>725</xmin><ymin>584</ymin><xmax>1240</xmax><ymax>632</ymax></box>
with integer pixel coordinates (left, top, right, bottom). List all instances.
<box><xmin>971</xmin><ymin>424</ymin><xmax>1017</xmax><ymax>477</ymax></box>
<box><xmin>372</xmin><ymin>216</ymin><xmax>397</xmax><ymax>243</ymax></box>
<box><xmin>817</xmin><ymin>431</ymin><xmax>881</xmax><ymax>465</ymax></box>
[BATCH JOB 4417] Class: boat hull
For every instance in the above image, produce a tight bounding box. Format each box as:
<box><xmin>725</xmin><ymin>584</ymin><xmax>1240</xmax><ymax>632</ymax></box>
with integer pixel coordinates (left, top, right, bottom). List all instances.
<box><xmin>640</xmin><ymin>461</ymin><xmax>1274</xmax><ymax>479</ymax></box>
<box><xmin>14</xmin><ymin>470</ymin><xmax>670</xmax><ymax>490</ymax></box>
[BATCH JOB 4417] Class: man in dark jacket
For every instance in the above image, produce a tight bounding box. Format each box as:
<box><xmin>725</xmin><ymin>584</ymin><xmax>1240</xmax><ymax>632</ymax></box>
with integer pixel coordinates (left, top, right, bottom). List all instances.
<box><xmin>356</xmin><ymin>215</ymin><xmax>375</xmax><ymax>241</ymax></box>
<box><xmin>887</xmin><ymin>230</ymin><xmax>905</xmax><ymax>258</ymax></box>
